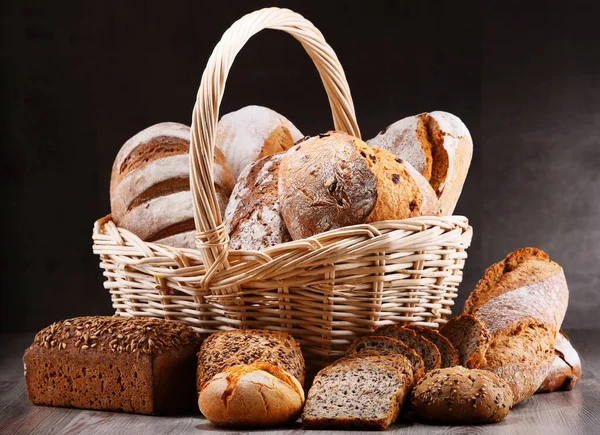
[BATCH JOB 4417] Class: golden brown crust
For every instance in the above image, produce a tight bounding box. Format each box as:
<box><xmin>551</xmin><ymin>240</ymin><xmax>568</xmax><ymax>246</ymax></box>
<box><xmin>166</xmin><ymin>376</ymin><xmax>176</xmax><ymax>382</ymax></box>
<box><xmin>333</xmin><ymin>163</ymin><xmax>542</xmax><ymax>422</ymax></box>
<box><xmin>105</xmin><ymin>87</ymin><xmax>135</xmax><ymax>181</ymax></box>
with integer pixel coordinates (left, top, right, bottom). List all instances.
<box><xmin>440</xmin><ymin>314</ymin><xmax>490</xmax><ymax>368</ymax></box>
<box><xmin>536</xmin><ymin>330</ymin><xmax>581</xmax><ymax>393</ymax></box>
<box><xmin>373</xmin><ymin>325</ymin><xmax>442</xmax><ymax>372</ymax></box>
<box><xmin>407</xmin><ymin>325</ymin><xmax>461</xmax><ymax>368</ymax></box>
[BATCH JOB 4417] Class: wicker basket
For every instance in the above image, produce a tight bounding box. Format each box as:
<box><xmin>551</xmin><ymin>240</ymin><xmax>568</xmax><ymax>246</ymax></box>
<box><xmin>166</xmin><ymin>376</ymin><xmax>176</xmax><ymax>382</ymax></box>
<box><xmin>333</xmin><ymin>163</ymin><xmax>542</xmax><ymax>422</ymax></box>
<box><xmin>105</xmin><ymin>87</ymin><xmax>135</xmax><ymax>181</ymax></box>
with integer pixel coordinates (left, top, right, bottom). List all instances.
<box><xmin>92</xmin><ymin>7</ymin><xmax>473</xmax><ymax>369</ymax></box>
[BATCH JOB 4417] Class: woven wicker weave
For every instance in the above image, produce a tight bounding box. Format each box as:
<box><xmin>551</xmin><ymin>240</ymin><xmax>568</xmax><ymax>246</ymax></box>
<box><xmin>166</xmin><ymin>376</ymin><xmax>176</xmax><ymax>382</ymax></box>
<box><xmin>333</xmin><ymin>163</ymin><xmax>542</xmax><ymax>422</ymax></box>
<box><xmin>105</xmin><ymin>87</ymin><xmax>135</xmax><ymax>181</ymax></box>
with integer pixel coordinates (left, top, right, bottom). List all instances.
<box><xmin>92</xmin><ymin>7</ymin><xmax>473</xmax><ymax>369</ymax></box>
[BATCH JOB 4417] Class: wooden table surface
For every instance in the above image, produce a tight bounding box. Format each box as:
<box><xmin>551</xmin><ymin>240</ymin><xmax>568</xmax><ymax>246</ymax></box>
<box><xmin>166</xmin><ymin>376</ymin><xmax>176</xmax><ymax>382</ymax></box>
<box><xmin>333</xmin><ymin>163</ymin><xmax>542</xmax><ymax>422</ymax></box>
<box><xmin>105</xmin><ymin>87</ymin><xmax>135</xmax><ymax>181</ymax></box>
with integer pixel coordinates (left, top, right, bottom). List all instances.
<box><xmin>1</xmin><ymin>330</ymin><xmax>598</xmax><ymax>435</ymax></box>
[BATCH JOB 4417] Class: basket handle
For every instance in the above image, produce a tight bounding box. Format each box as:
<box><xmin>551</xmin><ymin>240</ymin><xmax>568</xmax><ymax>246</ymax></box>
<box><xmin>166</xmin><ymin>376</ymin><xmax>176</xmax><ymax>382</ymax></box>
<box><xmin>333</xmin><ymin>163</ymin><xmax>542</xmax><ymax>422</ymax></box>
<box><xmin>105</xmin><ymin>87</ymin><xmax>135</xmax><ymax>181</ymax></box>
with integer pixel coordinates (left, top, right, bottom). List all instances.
<box><xmin>189</xmin><ymin>7</ymin><xmax>359</xmax><ymax>286</ymax></box>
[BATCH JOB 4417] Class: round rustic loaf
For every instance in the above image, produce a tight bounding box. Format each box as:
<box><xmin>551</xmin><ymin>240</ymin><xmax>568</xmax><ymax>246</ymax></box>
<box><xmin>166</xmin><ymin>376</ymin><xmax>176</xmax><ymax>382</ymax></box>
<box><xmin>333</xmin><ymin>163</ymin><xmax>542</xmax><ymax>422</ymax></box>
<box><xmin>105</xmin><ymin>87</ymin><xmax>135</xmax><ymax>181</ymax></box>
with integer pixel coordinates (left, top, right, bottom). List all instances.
<box><xmin>224</xmin><ymin>153</ymin><xmax>291</xmax><ymax>251</ymax></box>
<box><xmin>110</xmin><ymin>122</ymin><xmax>235</xmax><ymax>248</ymax></box>
<box><xmin>216</xmin><ymin>105</ymin><xmax>304</xmax><ymax>179</ymax></box>
<box><xmin>278</xmin><ymin>132</ymin><xmax>378</xmax><ymax>240</ymax></box>
<box><xmin>198</xmin><ymin>362</ymin><xmax>304</xmax><ymax>428</ymax></box>
<box><xmin>410</xmin><ymin>366</ymin><xmax>513</xmax><ymax>424</ymax></box>
<box><xmin>368</xmin><ymin>111</ymin><xmax>472</xmax><ymax>215</ymax></box>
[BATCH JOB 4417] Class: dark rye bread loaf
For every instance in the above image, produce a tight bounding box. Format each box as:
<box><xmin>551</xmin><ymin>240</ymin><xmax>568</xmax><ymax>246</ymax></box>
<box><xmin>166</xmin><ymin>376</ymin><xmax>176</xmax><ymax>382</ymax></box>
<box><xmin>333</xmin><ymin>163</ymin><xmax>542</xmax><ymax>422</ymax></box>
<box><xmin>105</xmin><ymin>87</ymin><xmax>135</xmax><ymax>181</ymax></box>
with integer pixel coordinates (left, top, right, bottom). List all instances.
<box><xmin>407</xmin><ymin>325</ymin><xmax>460</xmax><ymax>368</ymax></box>
<box><xmin>302</xmin><ymin>359</ymin><xmax>408</xmax><ymax>430</ymax></box>
<box><xmin>410</xmin><ymin>367</ymin><xmax>513</xmax><ymax>424</ymax></box>
<box><xmin>24</xmin><ymin>316</ymin><xmax>202</xmax><ymax>415</ymax></box>
<box><xmin>196</xmin><ymin>329</ymin><xmax>305</xmax><ymax>390</ymax></box>
<box><xmin>374</xmin><ymin>325</ymin><xmax>442</xmax><ymax>372</ymax></box>
<box><xmin>346</xmin><ymin>336</ymin><xmax>425</xmax><ymax>381</ymax></box>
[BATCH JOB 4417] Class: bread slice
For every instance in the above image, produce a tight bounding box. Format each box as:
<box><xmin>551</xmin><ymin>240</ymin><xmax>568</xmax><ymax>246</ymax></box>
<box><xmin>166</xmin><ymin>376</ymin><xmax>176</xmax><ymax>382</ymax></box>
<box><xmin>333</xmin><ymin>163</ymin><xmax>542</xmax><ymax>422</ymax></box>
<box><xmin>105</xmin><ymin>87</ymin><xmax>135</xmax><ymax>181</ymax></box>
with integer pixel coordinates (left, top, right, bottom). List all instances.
<box><xmin>197</xmin><ymin>329</ymin><xmax>305</xmax><ymax>390</ymax></box>
<box><xmin>346</xmin><ymin>336</ymin><xmax>425</xmax><ymax>381</ymax></box>
<box><xmin>407</xmin><ymin>325</ymin><xmax>460</xmax><ymax>368</ymax></box>
<box><xmin>302</xmin><ymin>359</ymin><xmax>407</xmax><ymax>430</ymax></box>
<box><xmin>440</xmin><ymin>315</ymin><xmax>490</xmax><ymax>368</ymax></box>
<box><xmin>374</xmin><ymin>325</ymin><xmax>442</xmax><ymax>372</ymax></box>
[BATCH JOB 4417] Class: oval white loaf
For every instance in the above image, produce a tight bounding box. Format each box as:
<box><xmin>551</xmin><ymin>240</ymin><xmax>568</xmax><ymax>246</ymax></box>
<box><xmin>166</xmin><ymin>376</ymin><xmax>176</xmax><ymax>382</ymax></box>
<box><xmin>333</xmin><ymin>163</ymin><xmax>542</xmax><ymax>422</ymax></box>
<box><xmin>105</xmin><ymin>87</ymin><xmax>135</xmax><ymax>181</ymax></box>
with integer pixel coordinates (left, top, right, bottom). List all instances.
<box><xmin>110</xmin><ymin>122</ymin><xmax>235</xmax><ymax>248</ymax></box>
<box><xmin>216</xmin><ymin>105</ymin><xmax>304</xmax><ymax>179</ymax></box>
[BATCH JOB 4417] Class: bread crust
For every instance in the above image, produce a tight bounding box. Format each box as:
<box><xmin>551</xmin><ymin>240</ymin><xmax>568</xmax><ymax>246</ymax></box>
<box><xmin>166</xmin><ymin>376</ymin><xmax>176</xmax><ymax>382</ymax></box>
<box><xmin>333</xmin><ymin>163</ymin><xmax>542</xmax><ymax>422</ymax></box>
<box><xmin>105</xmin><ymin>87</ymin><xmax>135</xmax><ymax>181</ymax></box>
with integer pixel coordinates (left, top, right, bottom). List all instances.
<box><xmin>440</xmin><ymin>314</ymin><xmax>490</xmax><ymax>368</ymax></box>
<box><xmin>411</xmin><ymin>366</ymin><xmax>513</xmax><ymax>424</ymax></box>
<box><xmin>374</xmin><ymin>325</ymin><xmax>442</xmax><ymax>372</ymax></box>
<box><xmin>198</xmin><ymin>362</ymin><xmax>304</xmax><ymax>428</ymax></box>
<box><xmin>407</xmin><ymin>325</ymin><xmax>461</xmax><ymax>368</ymax></box>
<box><xmin>537</xmin><ymin>330</ymin><xmax>581</xmax><ymax>393</ymax></box>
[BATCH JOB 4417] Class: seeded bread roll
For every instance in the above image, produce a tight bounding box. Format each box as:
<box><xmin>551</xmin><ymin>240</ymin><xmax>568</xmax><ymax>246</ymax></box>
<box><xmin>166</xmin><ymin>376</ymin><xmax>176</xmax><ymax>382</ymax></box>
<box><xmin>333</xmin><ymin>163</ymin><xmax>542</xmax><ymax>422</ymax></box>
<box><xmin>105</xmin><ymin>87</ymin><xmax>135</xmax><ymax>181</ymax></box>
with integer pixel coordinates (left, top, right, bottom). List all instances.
<box><xmin>197</xmin><ymin>329</ymin><xmax>305</xmax><ymax>391</ymax></box>
<box><xmin>537</xmin><ymin>330</ymin><xmax>581</xmax><ymax>393</ymax></box>
<box><xmin>407</xmin><ymin>325</ymin><xmax>461</xmax><ymax>368</ymax></box>
<box><xmin>110</xmin><ymin>122</ymin><xmax>235</xmax><ymax>248</ymax></box>
<box><xmin>346</xmin><ymin>335</ymin><xmax>425</xmax><ymax>381</ymax></box>
<box><xmin>410</xmin><ymin>367</ymin><xmax>513</xmax><ymax>424</ymax></box>
<box><xmin>224</xmin><ymin>153</ymin><xmax>291</xmax><ymax>251</ymax></box>
<box><xmin>374</xmin><ymin>325</ymin><xmax>442</xmax><ymax>372</ymax></box>
<box><xmin>198</xmin><ymin>362</ymin><xmax>305</xmax><ymax>428</ymax></box>
<box><xmin>368</xmin><ymin>111</ymin><xmax>473</xmax><ymax>215</ymax></box>
<box><xmin>302</xmin><ymin>359</ymin><xmax>409</xmax><ymax>430</ymax></box>
<box><xmin>216</xmin><ymin>105</ymin><xmax>303</xmax><ymax>179</ymax></box>
<box><xmin>24</xmin><ymin>316</ymin><xmax>202</xmax><ymax>415</ymax></box>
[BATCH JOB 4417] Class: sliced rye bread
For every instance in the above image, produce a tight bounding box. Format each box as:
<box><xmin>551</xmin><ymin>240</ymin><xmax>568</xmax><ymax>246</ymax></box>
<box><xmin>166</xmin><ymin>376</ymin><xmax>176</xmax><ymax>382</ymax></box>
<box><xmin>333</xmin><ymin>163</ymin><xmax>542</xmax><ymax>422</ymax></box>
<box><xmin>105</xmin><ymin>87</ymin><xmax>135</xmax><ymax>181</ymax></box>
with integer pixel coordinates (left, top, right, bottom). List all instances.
<box><xmin>374</xmin><ymin>325</ymin><xmax>442</xmax><ymax>372</ymax></box>
<box><xmin>407</xmin><ymin>325</ymin><xmax>461</xmax><ymax>368</ymax></box>
<box><xmin>302</xmin><ymin>359</ymin><xmax>407</xmax><ymax>430</ymax></box>
<box><xmin>346</xmin><ymin>336</ymin><xmax>425</xmax><ymax>381</ymax></box>
<box><xmin>197</xmin><ymin>329</ymin><xmax>305</xmax><ymax>390</ymax></box>
<box><xmin>440</xmin><ymin>315</ymin><xmax>490</xmax><ymax>368</ymax></box>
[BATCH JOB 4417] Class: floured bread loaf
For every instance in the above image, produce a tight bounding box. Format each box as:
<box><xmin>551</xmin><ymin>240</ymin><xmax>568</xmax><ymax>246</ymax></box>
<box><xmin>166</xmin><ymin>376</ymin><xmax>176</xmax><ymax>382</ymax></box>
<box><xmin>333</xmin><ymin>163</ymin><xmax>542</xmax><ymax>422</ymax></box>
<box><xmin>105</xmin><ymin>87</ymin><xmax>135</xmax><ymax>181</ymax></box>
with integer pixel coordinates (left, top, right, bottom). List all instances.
<box><xmin>224</xmin><ymin>153</ymin><xmax>291</xmax><ymax>251</ymax></box>
<box><xmin>216</xmin><ymin>105</ymin><xmax>303</xmax><ymax>179</ymax></box>
<box><xmin>110</xmin><ymin>122</ymin><xmax>235</xmax><ymax>248</ymax></box>
<box><xmin>368</xmin><ymin>111</ymin><xmax>472</xmax><ymax>215</ymax></box>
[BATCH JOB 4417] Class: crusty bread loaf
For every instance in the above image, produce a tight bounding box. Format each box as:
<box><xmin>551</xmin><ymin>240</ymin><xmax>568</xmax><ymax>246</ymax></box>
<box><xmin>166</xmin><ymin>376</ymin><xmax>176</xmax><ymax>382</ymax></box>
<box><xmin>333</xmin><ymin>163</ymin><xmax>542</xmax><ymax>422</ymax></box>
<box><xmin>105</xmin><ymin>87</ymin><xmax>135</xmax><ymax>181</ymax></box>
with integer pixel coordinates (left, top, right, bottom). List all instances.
<box><xmin>346</xmin><ymin>335</ymin><xmax>425</xmax><ymax>381</ymax></box>
<box><xmin>216</xmin><ymin>105</ymin><xmax>303</xmax><ymax>179</ymax></box>
<box><xmin>456</xmin><ymin>248</ymin><xmax>569</xmax><ymax>404</ymax></box>
<box><xmin>110</xmin><ymin>122</ymin><xmax>235</xmax><ymax>248</ymax></box>
<box><xmin>278</xmin><ymin>132</ymin><xmax>378</xmax><ymax>239</ymax></box>
<box><xmin>407</xmin><ymin>325</ymin><xmax>460</xmax><ymax>368</ymax></box>
<box><xmin>196</xmin><ymin>329</ymin><xmax>305</xmax><ymax>391</ymax></box>
<box><xmin>198</xmin><ymin>362</ymin><xmax>304</xmax><ymax>428</ymax></box>
<box><xmin>224</xmin><ymin>153</ymin><xmax>291</xmax><ymax>251</ymax></box>
<box><xmin>374</xmin><ymin>325</ymin><xmax>442</xmax><ymax>372</ymax></box>
<box><xmin>24</xmin><ymin>316</ymin><xmax>202</xmax><ymax>415</ymax></box>
<box><xmin>368</xmin><ymin>111</ymin><xmax>473</xmax><ymax>215</ymax></box>
<box><xmin>302</xmin><ymin>359</ymin><xmax>409</xmax><ymax>430</ymax></box>
<box><xmin>410</xmin><ymin>366</ymin><xmax>513</xmax><ymax>424</ymax></box>
<box><xmin>537</xmin><ymin>330</ymin><xmax>581</xmax><ymax>393</ymax></box>
<box><xmin>440</xmin><ymin>314</ymin><xmax>490</xmax><ymax>368</ymax></box>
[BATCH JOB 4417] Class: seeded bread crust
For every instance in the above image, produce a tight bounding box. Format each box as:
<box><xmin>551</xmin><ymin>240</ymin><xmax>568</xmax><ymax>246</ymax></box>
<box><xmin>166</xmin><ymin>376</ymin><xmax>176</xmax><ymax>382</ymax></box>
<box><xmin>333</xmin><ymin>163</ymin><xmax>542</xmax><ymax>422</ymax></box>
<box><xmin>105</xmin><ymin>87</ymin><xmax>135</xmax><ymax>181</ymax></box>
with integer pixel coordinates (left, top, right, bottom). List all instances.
<box><xmin>302</xmin><ymin>359</ymin><xmax>407</xmax><ymax>430</ymax></box>
<box><xmin>374</xmin><ymin>325</ymin><xmax>442</xmax><ymax>372</ymax></box>
<box><xmin>440</xmin><ymin>314</ymin><xmax>490</xmax><ymax>368</ymax></box>
<box><xmin>24</xmin><ymin>316</ymin><xmax>202</xmax><ymax>415</ymax></box>
<box><xmin>346</xmin><ymin>335</ymin><xmax>425</xmax><ymax>381</ymax></box>
<box><xmin>410</xmin><ymin>366</ymin><xmax>513</xmax><ymax>424</ymax></box>
<box><xmin>196</xmin><ymin>329</ymin><xmax>305</xmax><ymax>391</ymax></box>
<box><xmin>537</xmin><ymin>330</ymin><xmax>581</xmax><ymax>393</ymax></box>
<box><xmin>407</xmin><ymin>325</ymin><xmax>461</xmax><ymax>368</ymax></box>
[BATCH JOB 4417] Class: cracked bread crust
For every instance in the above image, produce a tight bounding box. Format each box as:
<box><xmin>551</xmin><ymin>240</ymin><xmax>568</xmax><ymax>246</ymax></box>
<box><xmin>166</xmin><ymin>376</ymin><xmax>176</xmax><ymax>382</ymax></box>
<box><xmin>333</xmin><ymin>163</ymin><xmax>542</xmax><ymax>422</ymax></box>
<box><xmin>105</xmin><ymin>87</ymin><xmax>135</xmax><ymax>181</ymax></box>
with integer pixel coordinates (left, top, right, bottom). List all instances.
<box><xmin>537</xmin><ymin>330</ymin><xmax>582</xmax><ymax>393</ymax></box>
<box><xmin>198</xmin><ymin>362</ymin><xmax>304</xmax><ymax>428</ymax></box>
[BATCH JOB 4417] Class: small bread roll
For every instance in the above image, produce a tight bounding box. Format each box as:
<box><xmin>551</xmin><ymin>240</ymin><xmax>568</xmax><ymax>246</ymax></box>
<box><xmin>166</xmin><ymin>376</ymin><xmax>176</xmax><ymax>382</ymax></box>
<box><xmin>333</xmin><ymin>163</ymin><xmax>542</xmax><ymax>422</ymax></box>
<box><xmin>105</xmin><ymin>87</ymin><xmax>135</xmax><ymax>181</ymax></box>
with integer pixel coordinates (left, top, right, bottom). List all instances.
<box><xmin>198</xmin><ymin>362</ymin><xmax>305</xmax><ymax>428</ymax></box>
<box><xmin>368</xmin><ymin>111</ymin><xmax>473</xmax><ymax>215</ymax></box>
<box><xmin>411</xmin><ymin>366</ymin><xmax>513</xmax><ymax>424</ymax></box>
<box><xmin>216</xmin><ymin>105</ymin><xmax>304</xmax><ymax>179</ymax></box>
<box><xmin>224</xmin><ymin>153</ymin><xmax>291</xmax><ymax>250</ymax></box>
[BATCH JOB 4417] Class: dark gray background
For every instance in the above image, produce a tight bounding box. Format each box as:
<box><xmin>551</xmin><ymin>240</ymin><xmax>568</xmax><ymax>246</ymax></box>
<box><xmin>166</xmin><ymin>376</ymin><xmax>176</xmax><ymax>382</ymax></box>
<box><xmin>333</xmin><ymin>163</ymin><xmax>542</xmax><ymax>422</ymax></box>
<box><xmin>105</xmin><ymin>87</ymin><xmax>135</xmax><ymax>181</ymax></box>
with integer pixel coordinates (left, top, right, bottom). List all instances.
<box><xmin>1</xmin><ymin>1</ymin><xmax>598</xmax><ymax>332</ymax></box>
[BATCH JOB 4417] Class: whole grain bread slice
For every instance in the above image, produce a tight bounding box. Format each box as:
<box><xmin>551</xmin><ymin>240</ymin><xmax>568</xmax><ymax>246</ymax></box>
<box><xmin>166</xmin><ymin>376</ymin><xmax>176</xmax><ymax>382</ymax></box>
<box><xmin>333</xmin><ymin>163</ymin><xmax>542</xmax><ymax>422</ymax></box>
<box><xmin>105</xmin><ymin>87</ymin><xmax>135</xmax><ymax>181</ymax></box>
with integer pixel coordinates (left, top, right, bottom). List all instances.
<box><xmin>302</xmin><ymin>359</ymin><xmax>407</xmax><ymax>430</ymax></box>
<box><xmin>374</xmin><ymin>325</ymin><xmax>442</xmax><ymax>372</ymax></box>
<box><xmin>197</xmin><ymin>329</ymin><xmax>305</xmax><ymax>391</ymax></box>
<box><xmin>346</xmin><ymin>336</ymin><xmax>425</xmax><ymax>381</ymax></box>
<box><xmin>407</xmin><ymin>325</ymin><xmax>460</xmax><ymax>368</ymax></box>
<box><xmin>439</xmin><ymin>315</ymin><xmax>490</xmax><ymax>368</ymax></box>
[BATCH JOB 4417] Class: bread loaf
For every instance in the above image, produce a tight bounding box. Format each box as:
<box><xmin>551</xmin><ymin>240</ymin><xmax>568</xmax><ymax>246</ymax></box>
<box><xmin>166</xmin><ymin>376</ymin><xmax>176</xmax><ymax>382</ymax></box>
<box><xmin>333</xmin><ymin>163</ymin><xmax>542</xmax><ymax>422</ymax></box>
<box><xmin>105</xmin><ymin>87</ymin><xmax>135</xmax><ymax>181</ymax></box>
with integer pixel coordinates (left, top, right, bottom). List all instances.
<box><xmin>198</xmin><ymin>362</ymin><xmax>304</xmax><ymax>428</ymax></box>
<box><xmin>374</xmin><ymin>325</ymin><xmax>442</xmax><ymax>372</ymax></box>
<box><xmin>216</xmin><ymin>105</ymin><xmax>303</xmax><ymax>179</ymax></box>
<box><xmin>407</xmin><ymin>325</ymin><xmax>460</xmax><ymax>368</ymax></box>
<box><xmin>440</xmin><ymin>314</ymin><xmax>490</xmax><ymax>368</ymax></box>
<box><xmin>24</xmin><ymin>316</ymin><xmax>202</xmax><ymax>415</ymax></box>
<box><xmin>302</xmin><ymin>359</ymin><xmax>409</xmax><ymax>430</ymax></box>
<box><xmin>455</xmin><ymin>248</ymin><xmax>569</xmax><ymax>404</ymax></box>
<box><xmin>536</xmin><ymin>330</ymin><xmax>581</xmax><ymax>393</ymax></box>
<box><xmin>410</xmin><ymin>367</ymin><xmax>513</xmax><ymax>424</ymax></box>
<box><xmin>224</xmin><ymin>153</ymin><xmax>291</xmax><ymax>251</ymax></box>
<box><xmin>278</xmin><ymin>131</ymin><xmax>439</xmax><ymax>240</ymax></box>
<box><xmin>196</xmin><ymin>329</ymin><xmax>305</xmax><ymax>391</ymax></box>
<box><xmin>110</xmin><ymin>122</ymin><xmax>235</xmax><ymax>248</ymax></box>
<box><xmin>368</xmin><ymin>111</ymin><xmax>473</xmax><ymax>215</ymax></box>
